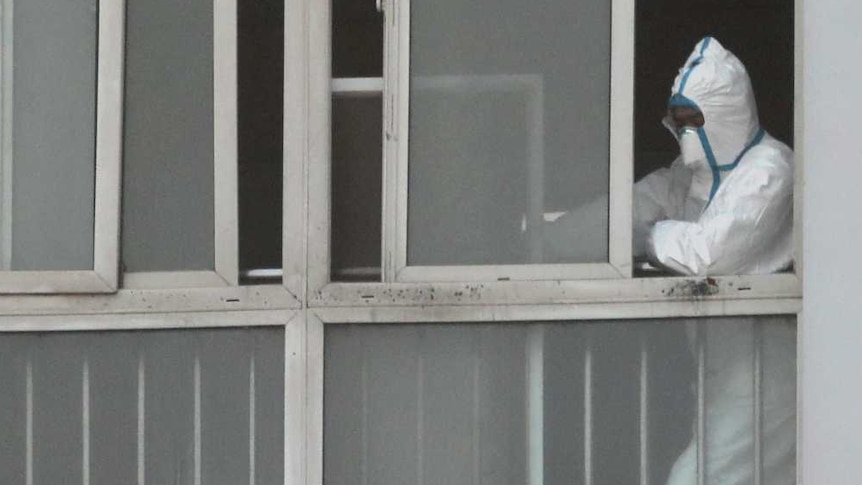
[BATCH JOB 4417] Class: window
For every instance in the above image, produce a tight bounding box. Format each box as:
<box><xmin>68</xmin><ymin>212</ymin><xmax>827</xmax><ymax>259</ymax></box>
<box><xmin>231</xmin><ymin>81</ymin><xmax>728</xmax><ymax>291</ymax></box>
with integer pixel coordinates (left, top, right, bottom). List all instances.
<box><xmin>290</xmin><ymin>0</ymin><xmax>802</xmax><ymax>483</ymax></box>
<box><xmin>0</xmin><ymin>0</ymin><xmax>808</xmax><ymax>482</ymax></box>
<box><xmin>121</xmin><ymin>0</ymin><xmax>237</xmax><ymax>288</ymax></box>
<box><xmin>323</xmin><ymin>316</ymin><xmax>796</xmax><ymax>485</ymax></box>
<box><xmin>0</xmin><ymin>0</ymin><xmax>122</xmax><ymax>293</ymax></box>
<box><xmin>0</xmin><ymin>324</ymin><xmax>285</xmax><ymax>484</ymax></box>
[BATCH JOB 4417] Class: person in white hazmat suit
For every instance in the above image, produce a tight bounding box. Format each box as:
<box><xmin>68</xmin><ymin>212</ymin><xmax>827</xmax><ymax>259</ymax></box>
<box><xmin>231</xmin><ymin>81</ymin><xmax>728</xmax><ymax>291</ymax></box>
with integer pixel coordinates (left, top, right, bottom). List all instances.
<box><xmin>546</xmin><ymin>37</ymin><xmax>796</xmax><ymax>484</ymax></box>
<box><xmin>642</xmin><ymin>37</ymin><xmax>796</xmax><ymax>485</ymax></box>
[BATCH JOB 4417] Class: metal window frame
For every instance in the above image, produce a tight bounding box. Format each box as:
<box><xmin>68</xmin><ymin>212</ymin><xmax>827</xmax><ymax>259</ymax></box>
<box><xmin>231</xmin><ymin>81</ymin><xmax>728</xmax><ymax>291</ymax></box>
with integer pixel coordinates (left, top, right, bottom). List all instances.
<box><xmin>293</xmin><ymin>0</ymin><xmax>806</xmax><ymax>481</ymax></box>
<box><xmin>0</xmin><ymin>0</ymin><xmax>124</xmax><ymax>293</ymax></box>
<box><xmin>303</xmin><ymin>0</ymin><xmax>803</xmax><ymax>307</ymax></box>
<box><xmin>121</xmin><ymin>0</ymin><xmax>239</xmax><ymax>290</ymax></box>
<box><xmin>380</xmin><ymin>0</ymin><xmax>633</xmax><ymax>283</ymax></box>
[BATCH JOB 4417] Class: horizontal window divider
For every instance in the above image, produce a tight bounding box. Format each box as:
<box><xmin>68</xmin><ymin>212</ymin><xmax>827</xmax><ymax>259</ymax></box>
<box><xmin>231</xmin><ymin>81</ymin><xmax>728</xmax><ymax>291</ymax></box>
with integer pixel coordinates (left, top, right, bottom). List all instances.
<box><xmin>309</xmin><ymin>273</ymin><xmax>801</xmax><ymax>308</ymax></box>
<box><xmin>0</xmin><ymin>285</ymin><xmax>300</xmax><ymax>317</ymax></box>
<box><xmin>0</xmin><ymin>271</ymin><xmax>117</xmax><ymax>294</ymax></box>
<box><xmin>311</xmin><ymin>297</ymin><xmax>801</xmax><ymax>324</ymax></box>
<box><xmin>0</xmin><ymin>308</ymin><xmax>298</xmax><ymax>332</ymax></box>
<box><xmin>122</xmin><ymin>271</ymin><xmax>235</xmax><ymax>289</ymax></box>
<box><xmin>396</xmin><ymin>263</ymin><xmax>623</xmax><ymax>283</ymax></box>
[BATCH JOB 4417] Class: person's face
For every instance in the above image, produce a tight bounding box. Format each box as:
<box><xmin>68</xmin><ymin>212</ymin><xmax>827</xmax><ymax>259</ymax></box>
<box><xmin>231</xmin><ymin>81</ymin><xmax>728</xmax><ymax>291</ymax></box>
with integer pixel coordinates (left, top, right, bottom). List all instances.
<box><xmin>667</xmin><ymin>105</ymin><xmax>705</xmax><ymax>133</ymax></box>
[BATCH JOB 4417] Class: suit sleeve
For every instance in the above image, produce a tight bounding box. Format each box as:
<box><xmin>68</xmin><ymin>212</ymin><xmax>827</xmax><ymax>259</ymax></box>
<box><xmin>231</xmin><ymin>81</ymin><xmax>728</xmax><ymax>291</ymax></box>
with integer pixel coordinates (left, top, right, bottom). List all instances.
<box><xmin>632</xmin><ymin>161</ymin><xmax>686</xmax><ymax>258</ymax></box>
<box><xmin>647</xmin><ymin>155</ymin><xmax>792</xmax><ymax>275</ymax></box>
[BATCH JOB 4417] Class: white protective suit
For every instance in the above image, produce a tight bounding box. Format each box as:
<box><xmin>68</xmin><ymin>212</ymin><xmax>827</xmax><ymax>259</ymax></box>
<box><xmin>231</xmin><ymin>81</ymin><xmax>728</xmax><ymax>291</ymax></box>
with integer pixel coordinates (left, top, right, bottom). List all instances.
<box><xmin>641</xmin><ymin>38</ymin><xmax>796</xmax><ymax>485</ymax></box>
<box><xmin>633</xmin><ymin>37</ymin><xmax>794</xmax><ymax>275</ymax></box>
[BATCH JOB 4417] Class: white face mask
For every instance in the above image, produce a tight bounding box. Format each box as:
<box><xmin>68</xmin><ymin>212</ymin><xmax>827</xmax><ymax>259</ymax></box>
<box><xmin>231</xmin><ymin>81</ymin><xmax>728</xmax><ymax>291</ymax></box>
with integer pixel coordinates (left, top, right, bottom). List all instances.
<box><xmin>679</xmin><ymin>128</ymin><xmax>708</xmax><ymax>167</ymax></box>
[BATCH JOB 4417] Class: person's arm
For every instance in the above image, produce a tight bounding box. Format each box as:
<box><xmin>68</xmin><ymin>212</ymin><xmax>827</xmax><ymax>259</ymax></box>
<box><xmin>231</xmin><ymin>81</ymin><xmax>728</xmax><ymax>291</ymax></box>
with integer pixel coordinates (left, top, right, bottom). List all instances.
<box><xmin>541</xmin><ymin>159</ymin><xmax>685</xmax><ymax>263</ymax></box>
<box><xmin>647</xmin><ymin>153</ymin><xmax>793</xmax><ymax>275</ymax></box>
<box><xmin>633</xmin><ymin>159</ymin><xmax>686</xmax><ymax>258</ymax></box>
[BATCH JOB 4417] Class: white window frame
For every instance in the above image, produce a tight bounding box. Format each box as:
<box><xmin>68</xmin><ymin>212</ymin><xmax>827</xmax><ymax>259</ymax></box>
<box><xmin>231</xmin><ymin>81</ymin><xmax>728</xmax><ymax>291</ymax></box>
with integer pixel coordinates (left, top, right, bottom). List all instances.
<box><xmin>0</xmin><ymin>0</ymin><xmax>124</xmax><ymax>294</ymax></box>
<box><xmin>290</xmin><ymin>0</ymin><xmax>805</xmax><ymax>479</ymax></box>
<box><xmin>381</xmin><ymin>0</ymin><xmax>633</xmax><ymax>283</ymax></box>
<box><xmin>301</xmin><ymin>0</ymin><xmax>802</xmax><ymax>307</ymax></box>
<box><xmin>121</xmin><ymin>0</ymin><xmax>239</xmax><ymax>290</ymax></box>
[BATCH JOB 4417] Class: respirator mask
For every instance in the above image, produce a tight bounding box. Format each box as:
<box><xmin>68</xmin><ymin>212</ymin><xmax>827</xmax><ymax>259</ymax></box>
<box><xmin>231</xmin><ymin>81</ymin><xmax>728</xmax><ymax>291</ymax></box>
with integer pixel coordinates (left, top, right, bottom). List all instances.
<box><xmin>662</xmin><ymin>116</ymin><xmax>708</xmax><ymax>168</ymax></box>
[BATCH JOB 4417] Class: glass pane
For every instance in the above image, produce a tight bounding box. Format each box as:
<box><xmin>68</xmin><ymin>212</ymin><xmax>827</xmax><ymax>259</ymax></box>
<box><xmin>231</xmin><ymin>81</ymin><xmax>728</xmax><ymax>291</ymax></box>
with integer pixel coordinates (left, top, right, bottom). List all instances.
<box><xmin>407</xmin><ymin>0</ymin><xmax>610</xmax><ymax>266</ymax></box>
<box><xmin>121</xmin><ymin>0</ymin><xmax>215</xmax><ymax>272</ymax></box>
<box><xmin>325</xmin><ymin>316</ymin><xmax>796</xmax><ymax>485</ymax></box>
<box><xmin>332</xmin><ymin>0</ymin><xmax>382</xmax><ymax>78</ymax></box>
<box><xmin>0</xmin><ymin>327</ymin><xmax>284</xmax><ymax>485</ymax></box>
<box><xmin>239</xmin><ymin>0</ymin><xmax>284</xmax><ymax>280</ymax></box>
<box><xmin>331</xmin><ymin>95</ymin><xmax>383</xmax><ymax>281</ymax></box>
<box><xmin>3</xmin><ymin>0</ymin><xmax>98</xmax><ymax>270</ymax></box>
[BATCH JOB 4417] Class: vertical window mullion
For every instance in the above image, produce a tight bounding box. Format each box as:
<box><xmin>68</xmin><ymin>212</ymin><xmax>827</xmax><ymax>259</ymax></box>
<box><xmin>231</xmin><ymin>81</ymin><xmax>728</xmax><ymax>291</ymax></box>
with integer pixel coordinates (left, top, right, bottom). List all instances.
<box><xmin>608</xmin><ymin>0</ymin><xmax>635</xmax><ymax>278</ymax></box>
<box><xmin>381</xmin><ymin>0</ymin><xmax>408</xmax><ymax>282</ymax></box>
<box><xmin>213</xmin><ymin>0</ymin><xmax>239</xmax><ymax>286</ymax></box>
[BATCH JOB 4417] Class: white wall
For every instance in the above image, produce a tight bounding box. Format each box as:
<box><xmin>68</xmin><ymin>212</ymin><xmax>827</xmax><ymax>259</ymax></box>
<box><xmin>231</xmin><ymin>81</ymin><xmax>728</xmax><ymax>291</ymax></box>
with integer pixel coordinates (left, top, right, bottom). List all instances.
<box><xmin>801</xmin><ymin>0</ymin><xmax>862</xmax><ymax>483</ymax></box>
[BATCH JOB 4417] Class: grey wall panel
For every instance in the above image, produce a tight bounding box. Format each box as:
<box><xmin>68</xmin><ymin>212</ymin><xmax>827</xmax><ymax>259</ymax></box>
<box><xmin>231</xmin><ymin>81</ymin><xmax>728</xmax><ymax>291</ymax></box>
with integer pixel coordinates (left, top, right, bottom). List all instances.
<box><xmin>325</xmin><ymin>318</ymin><xmax>795</xmax><ymax>485</ymax></box>
<box><xmin>252</xmin><ymin>329</ymin><xmax>284</xmax><ymax>485</ymax></box>
<box><xmin>590</xmin><ymin>323</ymin><xmax>642</xmax><ymax>485</ymax></box>
<box><xmin>11</xmin><ymin>0</ymin><xmax>97</xmax><ymax>270</ymax></box>
<box><xmin>89</xmin><ymin>333</ymin><xmax>139</xmax><ymax>485</ymax></box>
<box><xmin>32</xmin><ymin>336</ymin><xmax>84</xmax><ymax>485</ymax></box>
<box><xmin>476</xmin><ymin>326</ymin><xmax>527</xmax><ymax>485</ymax></box>
<box><xmin>122</xmin><ymin>0</ymin><xmax>215</xmax><ymax>272</ymax></box>
<box><xmin>544</xmin><ymin>324</ymin><xmax>586</xmax><ymax>485</ymax></box>
<box><xmin>0</xmin><ymin>335</ymin><xmax>27</xmax><ymax>484</ymax></box>
<box><xmin>761</xmin><ymin>317</ymin><xmax>796</xmax><ymax>485</ymax></box>
<box><xmin>644</xmin><ymin>324</ymin><xmax>696</xmax><ymax>485</ymax></box>
<box><xmin>201</xmin><ymin>330</ymin><xmax>251</xmax><ymax>485</ymax></box>
<box><xmin>144</xmin><ymin>332</ymin><xmax>196</xmax><ymax>485</ymax></box>
<box><xmin>0</xmin><ymin>328</ymin><xmax>284</xmax><ymax>485</ymax></box>
<box><xmin>323</xmin><ymin>326</ymin><xmax>365</xmax><ymax>485</ymax></box>
<box><xmin>365</xmin><ymin>327</ymin><xmax>421</xmax><ymax>485</ymax></box>
<box><xmin>421</xmin><ymin>327</ymin><xmax>475</xmax><ymax>485</ymax></box>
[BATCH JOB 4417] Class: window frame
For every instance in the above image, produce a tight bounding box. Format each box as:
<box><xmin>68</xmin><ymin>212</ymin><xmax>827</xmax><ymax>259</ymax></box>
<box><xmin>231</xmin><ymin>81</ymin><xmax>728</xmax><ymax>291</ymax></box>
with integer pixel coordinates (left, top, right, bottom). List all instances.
<box><xmin>381</xmin><ymin>0</ymin><xmax>634</xmax><ymax>283</ymax></box>
<box><xmin>289</xmin><ymin>0</ymin><xmax>805</xmax><ymax>475</ymax></box>
<box><xmin>0</xmin><ymin>0</ymin><xmax>124</xmax><ymax>294</ymax></box>
<box><xmin>302</xmin><ymin>0</ymin><xmax>802</xmax><ymax>307</ymax></box>
<box><xmin>120</xmin><ymin>0</ymin><xmax>239</xmax><ymax>290</ymax></box>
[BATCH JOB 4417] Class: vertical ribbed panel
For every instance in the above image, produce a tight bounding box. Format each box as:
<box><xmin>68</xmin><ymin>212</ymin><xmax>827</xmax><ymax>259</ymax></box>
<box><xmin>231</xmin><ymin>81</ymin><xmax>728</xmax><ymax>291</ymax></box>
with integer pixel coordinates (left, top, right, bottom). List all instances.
<box><xmin>640</xmin><ymin>330</ymin><xmax>650</xmax><ymax>485</ymax></box>
<box><xmin>0</xmin><ymin>328</ymin><xmax>283</xmax><ymax>485</ymax></box>
<box><xmin>696</xmin><ymin>322</ymin><xmax>707</xmax><ymax>485</ymax></box>
<box><xmin>0</xmin><ymin>335</ymin><xmax>26</xmax><ymax>485</ymax></box>
<box><xmin>526</xmin><ymin>326</ymin><xmax>544</xmax><ymax>485</ymax></box>
<box><xmin>32</xmin><ymin>336</ymin><xmax>83</xmax><ymax>485</ymax></box>
<box><xmin>324</xmin><ymin>318</ymin><xmax>796</xmax><ymax>485</ymax></box>
<box><xmin>753</xmin><ymin>322</ymin><xmax>764</xmax><ymax>485</ymax></box>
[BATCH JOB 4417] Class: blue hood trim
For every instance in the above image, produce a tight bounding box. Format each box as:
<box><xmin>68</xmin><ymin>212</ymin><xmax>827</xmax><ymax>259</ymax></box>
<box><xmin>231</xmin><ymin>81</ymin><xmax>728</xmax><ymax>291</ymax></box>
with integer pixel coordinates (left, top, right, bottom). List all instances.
<box><xmin>669</xmin><ymin>37</ymin><xmax>766</xmax><ymax>207</ymax></box>
<box><xmin>703</xmin><ymin>127</ymin><xmax>767</xmax><ymax>207</ymax></box>
<box><xmin>677</xmin><ymin>37</ymin><xmax>712</xmax><ymax>95</ymax></box>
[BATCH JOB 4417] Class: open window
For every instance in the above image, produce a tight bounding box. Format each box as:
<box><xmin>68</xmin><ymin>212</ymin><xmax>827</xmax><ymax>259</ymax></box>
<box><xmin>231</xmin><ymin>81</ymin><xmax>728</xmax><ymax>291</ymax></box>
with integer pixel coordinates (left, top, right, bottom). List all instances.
<box><xmin>318</xmin><ymin>0</ymin><xmax>799</xmax><ymax>294</ymax></box>
<box><xmin>0</xmin><ymin>0</ymin><xmax>123</xmax><ymax>293</ymax></box>
<box><xmin>120</xmin><ymin>0</ymin><xmax>238</xmax><ymax>289</ymax></box>
<box><xmin>120</xmin><ymin>0</ymin><xmax>294</xmax><ymax>293</ymax></box>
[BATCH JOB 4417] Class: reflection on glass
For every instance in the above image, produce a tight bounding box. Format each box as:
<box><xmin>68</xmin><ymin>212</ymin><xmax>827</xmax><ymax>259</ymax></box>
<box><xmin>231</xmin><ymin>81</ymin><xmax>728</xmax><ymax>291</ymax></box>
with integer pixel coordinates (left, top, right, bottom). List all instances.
<box><xmin>407</xmin><ymin>0</ymin><xmax>610</xmax><ymax>266</ymax></box>
<box><xmin>325</xmin><ymin>317</ymin><xmax>796</xmax><ymax>485</ymax></box>
<box><xmin>1</xmin><ymin>0</ymin><xmax>98</xmax><ymax>270</ymax></box>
